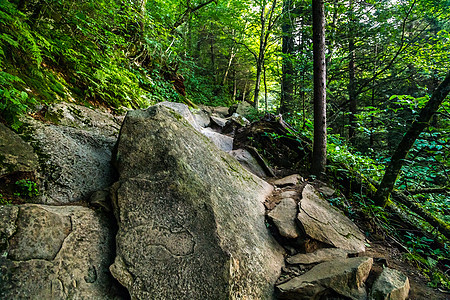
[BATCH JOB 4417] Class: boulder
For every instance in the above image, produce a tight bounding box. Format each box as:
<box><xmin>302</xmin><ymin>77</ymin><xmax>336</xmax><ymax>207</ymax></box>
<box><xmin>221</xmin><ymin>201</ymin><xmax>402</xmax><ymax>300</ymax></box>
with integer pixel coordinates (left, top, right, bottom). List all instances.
<box><xmin>267</xmin><ymin>198</ymin><xmax>301</xmax><ymax>239</ymax></box>
<box><xmin>273</xmin><ymin>174</ymin><xmax>302</xmax><ymax>187</ymax></box>
<box><xmin>370</xmin><ymin>267</ymin><xmax>410</xmax><ymax>300</ymax></box>
<box><xmin>277</xmin><ymin>257</ymin><xmax>373</xmax><ymax>300</ymax></box>
<box><xmin>157</xmin><ymin>101</ymin><xmax>201</xmax><ymax>130</ymax></box>
<box><xmin>0</xmin><ymin>204</ymin><xmax>123</xmax><ymax>299</ymax></box>
<box><xmin>229</xmin><ymin>148</ymin><xmax>267</xmax><ymax>177</ymax></box>
<box><xmin>286</xmin><ymin>248</ymin><xmax>350</xmax><ymax>265</ymax></box>
<box><xmin>210</xmin><ymin>115</ymin><xmax>228</xmax><ymax>128</ymax></box>
<box><xmin>297</xmin><ymin>184</ymin><xmax>366</xmax><ymax>253</ymax></box>
<box><xmin>280</xmin><ymin>190</ymin><xmax>298</xmax><ymax>199</ymax></box>
<box><xmin>110</xmin><ymin>105</ymin><xmax>285</xmax><ymax>299</ymax></box>
<box><xmin>192</xmin><ymin>108</ymin><xmax>211</xmax><ymax>128</ymax></box>
<box><xmin>200</xmin><ymin>127</ymin><xmax>234</xmax><ymax>152</ymax></box>
<box><xmin>235</xmin><ymin>101</ymin><xmax>253</xmax><ymax>116</ymax></box>
<box><xmin>43</xmin><ymin>102</ymin><xmax>122</xmax><ymax>137</ymax></box>
<box><xmin>23</xmin><ymin>117</ymin><xmax>117</xmax><ymax>204</ymax></box>
<box><xmin>211</xmin><ymin>106</ymin><xmax>229</xmax><ymax>117</ymax></box>
<box><xmin>0</xmin><ymin>123</ymin><xmax>38</xmax><ymax>176</ymax></box>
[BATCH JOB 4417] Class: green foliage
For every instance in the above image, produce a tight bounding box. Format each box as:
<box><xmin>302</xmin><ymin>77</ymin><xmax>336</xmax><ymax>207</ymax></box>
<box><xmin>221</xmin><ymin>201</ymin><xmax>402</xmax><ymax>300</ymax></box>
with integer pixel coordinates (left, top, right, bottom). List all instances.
<box><xmin>15</xmin><ymin>179</ymin><xmax>39</xmax><ymax>199</ymax></box>
<box><xmin>0</xmin><ymin>193</ymin><xmax>11</xmax><ymax>205</ymax></box>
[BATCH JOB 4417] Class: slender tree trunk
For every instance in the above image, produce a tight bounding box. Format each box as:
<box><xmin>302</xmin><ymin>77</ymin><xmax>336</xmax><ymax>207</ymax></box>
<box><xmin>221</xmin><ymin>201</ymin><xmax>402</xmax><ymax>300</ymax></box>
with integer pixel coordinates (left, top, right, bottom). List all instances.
<box><xmin>374</xmin><ymin>70</ymin><xmax>450</xmax><ymax>207</ymax></box>
<box><xmin>348</xmin><ymin>0</ymin><xmax>357</xmax><ymax>140</ymax></box>
<box><xmin>264</xmin><ymin>63</ymin><xmax>268</xmax><ymax>111</ymax></box>
<box><xmin>311</xmin><ymin>0</ymin><xmax>327</xmax><ymax>177</ymax></box>
<box><xmin>280</xmin><ymin>0</ymin><xmax>295</xmax><ymax>114</ymax></box>
<box><xmin>254</xmin><ymin>2</ymin><xmax>267</xmax><ymax>109</ymax></box>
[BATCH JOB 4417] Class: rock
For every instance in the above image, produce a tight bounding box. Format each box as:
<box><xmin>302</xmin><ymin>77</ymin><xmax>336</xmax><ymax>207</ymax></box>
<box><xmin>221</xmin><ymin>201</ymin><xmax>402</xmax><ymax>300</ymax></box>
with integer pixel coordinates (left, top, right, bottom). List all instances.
<box><xmin>286</xmin><ymin>248</ymin><xmax>350</xmax><ymax>265</ymax></box>
<box><xmin>23</xmin><ymin>117</ymin><xmax>117</xmax><ymax>204</ymax></box>
<box><xmin>235</xmin><ymin>101</ymin><xmax>253</xmax><ymax>116</ymax></box>
<box><xmin>280</xmin><ymin>190</ymin><xmax>298</xmax><ymax>199</ymax></box>
<box><xmin>157</xmin><ymin>101</ymin><xmax>201</xmax><ymax>130</ymax></box>
<box><xmin>370</xmin><ymin>267</ymin><xmax>410</xmax><ymax>300</ymax></box>
<box><xmin>110</xmin><ymin>105</ymin><xmax>285</xmax><ymax>299</ymax></box>
<box><xmin>0</xmin><ymin>123</ymin><xmax>38</xmax><ymax>176</ymax></box>
<box><xmin>0</xmin><ymin>204</ymin><xmax>123</xmax><ymax>299</ymax></box>
<box><xmin>200</xmin><ymin>127</ymin><xmax>234</xmax><ymax>152</ymax></box>
<box><xmin>192</xmin><ymin>108</ymin><xmax>211</xmax><ymax>128</ymax></box>
<box><xmin>211</xmin><ymin>106</ymin><xmax>229</xmax><ymax>117</ymax></box>
<box><xmin>229</xmin><ymin>148</ymin><xmax>267</xmax><ymax>177</ymax></box>
<box><xmin>297</xmin><ymin>184</ymin><xmax>366</xmax><ymax>253</ymax></box>
<box><xmin>230</xmin><ymin>113</ymin><xmax>250</xmax><ymax>127</ymax></box>
<box><xmin>268</xmin><ymin>198</ymin><xmax>301</xmax><ymax>239</ymax></box>
<box><xmin>319</xmin><ymin>185</ymin><xmax>336</xmax><ymax>197</ymax></box>
<box><xmin>277</xmin><ymin>257</ymin><xmax>373</xmax><ymax>300</ymax></box>
<box><xmin>43</xmin><ymin>102</ymin><xmax>122</xmax><ymax>137</ymax></box>
<box><xmin>273</xmin><ymin>174</ymin><xmax>302</xmax><ymax>187</ymax></box>
<box><xmin>210</xmin><ymin>115</ymin><xmax>228</xmax><ymax>128</ymax></box>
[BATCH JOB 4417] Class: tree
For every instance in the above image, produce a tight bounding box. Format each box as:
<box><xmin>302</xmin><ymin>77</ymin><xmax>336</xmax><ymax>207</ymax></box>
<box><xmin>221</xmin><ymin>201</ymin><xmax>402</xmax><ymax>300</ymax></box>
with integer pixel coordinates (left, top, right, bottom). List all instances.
<box><xmin>374</xmin><ymin>70</ymin><xmax>450</xmax><ymax>207</ymax></box>
<box><xmin>279</xmin><ymin>0</ymin><xmax>295</xmax><ymax>115</ymax></box>
<box><xmin>310</xmin><ymin>0</ymin><xmax>327</xmax><ymax>177</ymax></box>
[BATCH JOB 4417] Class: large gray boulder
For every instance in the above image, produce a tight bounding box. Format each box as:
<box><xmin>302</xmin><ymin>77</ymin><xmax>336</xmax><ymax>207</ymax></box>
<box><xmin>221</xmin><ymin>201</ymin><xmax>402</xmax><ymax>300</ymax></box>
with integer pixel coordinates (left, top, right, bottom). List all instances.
<box><xmin>297</xmin><ymin>184</ymin><xmax>366</xmax><ymax>253</ymax></box>
<box><xmin>22</xmin><ymin>102</ymin><xmax>122</xmax><ymax>204</ymax></box>
<box><xmin>267</xmin><ymin>198</ymin><xmax>301</xmax><ymax>239</ymax></box>
<box><xmin>110</xmin><ymin>105</ymin><xmax>285</xmax><ymax>299</ymax></box>
<box><xmin>0</xmin><ymin>123</ymin><xmax>38</xmax><ymax>177</ymax></box>
<box><xmin>370</xmin><ymin>267</ymin><xmax>410</xmax><ymax>300</ymax></box>
<box><xmin>277</xmin><ymin>257</ymin><xmax>373</xmax><ymax>300</ymax></box>
<box><xmin>0</xmin><ymin>204</ymin><xmax>123</xmax><ymax>299</ymax></box>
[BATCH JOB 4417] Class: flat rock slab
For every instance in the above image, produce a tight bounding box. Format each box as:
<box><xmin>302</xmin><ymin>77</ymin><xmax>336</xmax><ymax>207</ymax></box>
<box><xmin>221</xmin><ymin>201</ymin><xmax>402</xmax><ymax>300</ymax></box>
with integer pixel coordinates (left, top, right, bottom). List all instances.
<box><xmin>286</xmin><ymin>248</ymin><xmax>350</xmax><ymax>265</ymax></box>
<box><xmin>0</xmin><ymin>204</ymin><xmax>122</xmax><ymax>299</ymax></box>
<box><xmin>297</xmin><ymin>184</ymin><xmax>366</xmax><ymax>253</ymax></box>
<box><xmin>210</xmin><ymin>115</ymin><xmax>228</xmax><ymax>128</ymax></box>
<box><xmin>274</xmin><ymin>174</ymin><xmax>302</xmax><ymax>187</ymax></box>
<box><xmin>110</xmin><ymin>105</ymin><xmax>284</xmax><ymax>299</ymax></box>
<box><xmin>277</xmin><ymin>257</ymin><xmax>373</xmax><ymax>300</ymax></box>
<box><xmin>201</xmin><ymin>127</ymin><xmax>234</xmax><ymax>152</ymax></box>
<box><xmin>230</xmin><ymin>148</ymin><xmax>267</xmax><ymax>178</ymax></box>
<box><xmin>280</xmin><ymin>190</ymin><xmax>298</xmax><ymax>199</ymax></box>
<box><xmin>0</xmin><ymin>123</ymin><xmax>38</xmax><ymax>176</ymax></box>
<box><xmin>268</xmin><ymin>198</ymin><xmax>301</xmax><ymax>239</ymax></box>
<box><xmin>371</xmin><ymin>267</ymin><xmax>410</xmax><ymax>300</ymax></box>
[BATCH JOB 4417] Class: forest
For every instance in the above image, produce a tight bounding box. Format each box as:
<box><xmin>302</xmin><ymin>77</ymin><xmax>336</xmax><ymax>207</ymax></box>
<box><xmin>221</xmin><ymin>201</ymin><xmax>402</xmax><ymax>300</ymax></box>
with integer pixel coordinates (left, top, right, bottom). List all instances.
<box><xmin>0</xmin><ymin>0</ymin><xmax>449</xmax><ymax>292</ymax></box>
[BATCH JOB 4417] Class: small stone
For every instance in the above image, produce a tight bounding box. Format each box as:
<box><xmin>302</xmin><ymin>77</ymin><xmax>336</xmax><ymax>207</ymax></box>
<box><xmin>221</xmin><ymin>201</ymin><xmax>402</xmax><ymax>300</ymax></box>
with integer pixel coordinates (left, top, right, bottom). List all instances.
<box><xmin>370</xmin><ymin>267</ymin><xmax>410</xmax><ymax>300</ymax></box>
<box><xmin>274</xmin><ymin>174</ymin><xmax>302</xmax><ymax>187</ymax></box>
<box><xmin>268</xmin><ymin>198</ymin><xmax>301</xmax><ymax>239</ymax></box>
<box><xmin>286</xmin><ymin>248</ymin><xmax>350</xmax><ymax>265</ymax></box>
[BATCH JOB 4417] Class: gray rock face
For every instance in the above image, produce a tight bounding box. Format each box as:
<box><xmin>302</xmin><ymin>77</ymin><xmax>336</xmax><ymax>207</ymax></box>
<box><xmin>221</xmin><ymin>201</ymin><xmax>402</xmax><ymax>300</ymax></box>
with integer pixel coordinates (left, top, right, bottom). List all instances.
<box><xmin>0</xmin><ymin>204</ymin><xmax>122</xmax><ymax>299</ymax></box>
<box><xmin>157</xmin><ymin>101</ymin><xmax>201</xmax><ymax>130</ymax></box>
<box><xmin>0</xmin><ymin>123</ymin><xmax>38</xmax><ymax>176</ymax></box>
<box><xmin>25</xmin><ymin>118</ymin><xmax>117</xmax><ymax>204</ymax></box>
<box><xmin>192</xmin><ymin>108</ymin><xmax>211</xmax><ymax>127</ymax></box>
<box><xmin>286</xmin><ymin>248</ymin><xmax>350</xmax><ymax>265</ymax></box>
<box><xmin>268</xmin><ymin>198</ymin><xmax>301</xmax><ymax>239</ymax></box>
<box><xmin>210</xmin><ymin>115</ymin><xmax>228</xmax><ymax>128</ymax></box>
<box><xmin>21</xmin><ymin>102</ymin><xmax>122</xmax><ymax>204</ymax></box>
<box><xmin>273</xmin><ymin>174</ymin><xmax>302</xmax><ymax>187</ymax></box>
<box><xmin>235</xmin><ymin>101</ymin><xmax>253</xmax><ymax>116</ymax></box>
<box><xmin>229</xmin><ymin>148</ymin><xmax>267</xmax><ymax>177</ymax></box>
<box><xmin>370</xmin><ymin>268</ymin><xmax>410</xmax><ymax>300</ymax></box>
<box><xmin>277</xmin><ymin>257</ymin><xmax>373</xmax><ymax>300</ymax></box>
<box><xmin>110</xmin><ymin>105</ymin><xmax>284</xmax><ymax>299</ymax></box>
<box><xmin>201</xmin><ymin>127</ymin><xmax>234</xmax><ymax>152</ymax></box>
<box><xmin>297</xmin><ymin>184</ymin><xmax>366</xmax><ymax>253</ymax></box>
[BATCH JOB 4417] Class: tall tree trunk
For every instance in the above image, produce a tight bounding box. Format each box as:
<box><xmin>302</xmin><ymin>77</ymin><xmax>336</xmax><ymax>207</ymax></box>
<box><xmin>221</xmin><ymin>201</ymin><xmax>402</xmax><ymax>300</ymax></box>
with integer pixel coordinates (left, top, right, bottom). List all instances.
<box><xmin>374</xmin><ymin>70</ymin><xmax>450</xmax><ymax>207</ymax></box>
<box><xmin>348</xmin><ymin>0</ymin><xmax>357</xmax><ymax>140</ymax></box>
<box><xmin>264</xmin><ymin>63</ymin><xmax>268</xmax><ymax>111</ymax></box>
<box><xmin>311</xmin><ymin>0</ymin><xmax>327</xmax><ymax>177</ymax></box>
<box><xmin>280</xmin><ymin>0</ymin><xmax>295</xmax><ymax>115</ymax></box>
<box><xmin>253</xmin><ymin>2</ymin><xmax>267</xmax><ymax>109</ymax></box>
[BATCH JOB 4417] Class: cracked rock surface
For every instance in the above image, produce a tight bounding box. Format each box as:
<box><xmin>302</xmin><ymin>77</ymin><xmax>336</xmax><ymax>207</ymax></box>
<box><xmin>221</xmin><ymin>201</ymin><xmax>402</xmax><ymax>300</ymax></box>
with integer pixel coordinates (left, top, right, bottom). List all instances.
<box><xmin>297</xmin><ymin>184</ymin><xmax>366</xmax><ymax>253</ymax></box>
<box><xmin>110</xmin><ymin>105</ymin><xmax>285</xmax><ymax>299</ymax></box>
<box><xmin>0</xmin><ymin>204</ymin><xmax>123</xmax><ymax>299</ymax></box>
